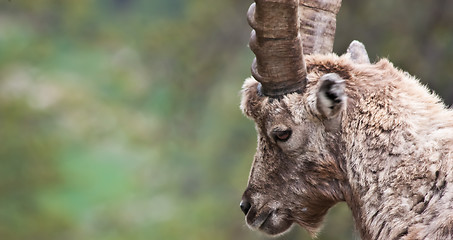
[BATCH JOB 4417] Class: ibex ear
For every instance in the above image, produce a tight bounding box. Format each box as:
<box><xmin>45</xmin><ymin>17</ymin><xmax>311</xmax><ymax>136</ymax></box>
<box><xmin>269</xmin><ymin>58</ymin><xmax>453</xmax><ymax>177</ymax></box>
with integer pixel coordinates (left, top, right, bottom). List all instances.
<box><xmin>316</xmin><ymin>73</ymin><xmax>346</xmax><ymax>118</ymax></box>
<box><xmin>345</xmin><ymin>40</ymin><xmax>370</xmax><ymax>64</ymax></box>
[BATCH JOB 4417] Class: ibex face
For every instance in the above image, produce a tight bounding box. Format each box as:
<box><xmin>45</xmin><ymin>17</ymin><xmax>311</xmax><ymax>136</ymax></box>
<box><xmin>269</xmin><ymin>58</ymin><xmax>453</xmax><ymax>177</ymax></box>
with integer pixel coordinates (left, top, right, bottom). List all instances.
<box><xmin>240</xmin><ymin>54</ymin><xmax>351</xmax><ymax>235</ymax></box>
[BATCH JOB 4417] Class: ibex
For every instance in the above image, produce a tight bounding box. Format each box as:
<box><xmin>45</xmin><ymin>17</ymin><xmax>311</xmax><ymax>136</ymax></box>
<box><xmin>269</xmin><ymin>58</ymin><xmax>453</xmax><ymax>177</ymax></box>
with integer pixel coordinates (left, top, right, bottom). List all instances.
<box><xmin>239</xmin><ymin>0</ymin><xmax>453</xmax><ymax>239</ymax></box>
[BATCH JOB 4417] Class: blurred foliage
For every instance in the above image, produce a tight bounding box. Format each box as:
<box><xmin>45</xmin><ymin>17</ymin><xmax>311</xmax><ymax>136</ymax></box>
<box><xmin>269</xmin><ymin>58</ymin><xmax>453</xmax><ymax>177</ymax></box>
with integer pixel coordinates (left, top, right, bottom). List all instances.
<box><xmin>0</xmin><ymin>0</ymin><xmax>451</xmax><ymax>240</ymax></box>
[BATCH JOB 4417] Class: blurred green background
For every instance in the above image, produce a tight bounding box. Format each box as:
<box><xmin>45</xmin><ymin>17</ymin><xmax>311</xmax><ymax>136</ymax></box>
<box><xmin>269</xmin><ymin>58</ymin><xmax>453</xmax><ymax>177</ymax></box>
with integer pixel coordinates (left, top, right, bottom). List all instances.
<box><xmin>0</xmin><ymin>0</ymin><xmax>452</xmax><ymax>240</ymax></box>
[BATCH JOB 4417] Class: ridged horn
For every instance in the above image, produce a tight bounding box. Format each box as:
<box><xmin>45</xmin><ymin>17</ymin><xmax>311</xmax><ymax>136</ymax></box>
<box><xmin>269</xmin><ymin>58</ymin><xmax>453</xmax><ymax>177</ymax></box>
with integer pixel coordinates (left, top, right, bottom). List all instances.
<box><xmin>299</xmin><ymin>0</ymin><xmax>342</xmax><ymax>54</ymax></box>
<box><xmin>248</xmin><ymin>0</ymin><xmax>306</xmax><ymax>97</ymax></box>
<box><xmin>247</xmin><ymin>0</ymin><xmax>343</xmax><ymax>97</ymax></box>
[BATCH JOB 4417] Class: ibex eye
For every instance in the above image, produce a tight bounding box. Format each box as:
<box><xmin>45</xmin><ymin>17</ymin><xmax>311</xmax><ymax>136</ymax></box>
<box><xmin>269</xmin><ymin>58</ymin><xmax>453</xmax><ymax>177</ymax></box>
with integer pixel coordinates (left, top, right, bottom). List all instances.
<box><xmin>273</xmin><ymin>130</ymin><xmax>292</xmax><ymax>142</ymax></box>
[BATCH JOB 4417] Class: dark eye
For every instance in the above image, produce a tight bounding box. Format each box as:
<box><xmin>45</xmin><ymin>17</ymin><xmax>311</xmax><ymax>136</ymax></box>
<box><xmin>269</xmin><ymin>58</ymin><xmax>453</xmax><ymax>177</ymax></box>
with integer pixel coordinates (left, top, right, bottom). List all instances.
<box><xmin>273</xmin><ymin>130</ymin><xmax>292</xmax><ymax>142</ymax></box>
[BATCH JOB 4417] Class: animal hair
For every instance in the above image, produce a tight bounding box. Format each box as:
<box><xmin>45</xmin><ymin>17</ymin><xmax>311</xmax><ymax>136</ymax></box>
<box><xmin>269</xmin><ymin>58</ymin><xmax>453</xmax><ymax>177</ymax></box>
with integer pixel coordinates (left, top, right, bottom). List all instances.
<box><xmin>240</xmin><ymin>53</ymin><xmax>453</xmax><ymax>239</ymax></box>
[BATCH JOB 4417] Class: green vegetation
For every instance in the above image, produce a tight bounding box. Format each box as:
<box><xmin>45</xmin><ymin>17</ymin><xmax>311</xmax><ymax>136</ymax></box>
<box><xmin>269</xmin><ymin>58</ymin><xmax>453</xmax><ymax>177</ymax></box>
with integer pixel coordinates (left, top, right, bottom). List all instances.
<box><xmin>0</xmin><ymin>0</ymin><xmax>451</xmax><ymax>239</ymax></box>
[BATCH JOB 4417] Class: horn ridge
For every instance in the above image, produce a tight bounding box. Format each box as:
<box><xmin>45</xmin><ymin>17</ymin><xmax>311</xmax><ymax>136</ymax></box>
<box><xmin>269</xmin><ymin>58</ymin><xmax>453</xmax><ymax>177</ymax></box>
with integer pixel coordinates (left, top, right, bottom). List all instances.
<box><xmin>248</xmin><ymin>0</ymin><xmax>307</xmax><ymax>97</ymax></box>
<box><xmin>299</xmin><ymin>0</ymin><xmax>342</xmax><ymax>54</ymax></box>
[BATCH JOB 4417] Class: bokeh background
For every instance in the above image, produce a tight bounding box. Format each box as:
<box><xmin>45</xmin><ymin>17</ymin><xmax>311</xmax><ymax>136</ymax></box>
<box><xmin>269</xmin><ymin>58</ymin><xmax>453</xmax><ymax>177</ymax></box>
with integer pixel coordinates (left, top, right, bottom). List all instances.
<box><xmin>0</xmin><ymin>0</ymin><xmax>452</xmax><ymax>239</ymax></box>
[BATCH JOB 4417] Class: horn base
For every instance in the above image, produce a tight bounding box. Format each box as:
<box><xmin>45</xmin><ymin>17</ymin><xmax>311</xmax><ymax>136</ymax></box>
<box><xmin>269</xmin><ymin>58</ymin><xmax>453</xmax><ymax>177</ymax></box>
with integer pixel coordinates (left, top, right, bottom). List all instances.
<box><xmin>257</xmin><ymin>80</ymin><xmax>306</xmax><ymax>98</ymax></box>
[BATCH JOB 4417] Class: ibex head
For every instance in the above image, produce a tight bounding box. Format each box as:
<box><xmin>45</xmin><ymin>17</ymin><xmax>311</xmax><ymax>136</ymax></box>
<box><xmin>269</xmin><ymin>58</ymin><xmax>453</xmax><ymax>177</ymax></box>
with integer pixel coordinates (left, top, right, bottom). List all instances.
<box><xmin>240</xmin><ymin>57</ymin><xmax>353</xmax><ymax>235</ymax></box>
<box><xmin>240</xmin><ymin>0</ymin><xmax>358</xmax><ymax>236</ymax></box>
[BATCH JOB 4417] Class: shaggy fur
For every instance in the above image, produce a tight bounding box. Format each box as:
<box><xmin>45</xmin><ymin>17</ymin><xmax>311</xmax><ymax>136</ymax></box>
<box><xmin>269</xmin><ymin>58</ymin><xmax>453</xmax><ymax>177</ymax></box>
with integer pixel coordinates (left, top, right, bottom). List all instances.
<box><xmin>240</xmin><ymin>53</ymin><xmax>453</xmax><ymax>239</ymax></box>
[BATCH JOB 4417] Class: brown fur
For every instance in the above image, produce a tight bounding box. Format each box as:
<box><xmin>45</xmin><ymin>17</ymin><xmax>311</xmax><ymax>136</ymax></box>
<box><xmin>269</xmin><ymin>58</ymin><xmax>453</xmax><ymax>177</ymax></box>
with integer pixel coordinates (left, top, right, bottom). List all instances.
<box><xmin>240</xmin><ymin>53</ymin><xmax>453</xmax><ymax>239</ymax></box>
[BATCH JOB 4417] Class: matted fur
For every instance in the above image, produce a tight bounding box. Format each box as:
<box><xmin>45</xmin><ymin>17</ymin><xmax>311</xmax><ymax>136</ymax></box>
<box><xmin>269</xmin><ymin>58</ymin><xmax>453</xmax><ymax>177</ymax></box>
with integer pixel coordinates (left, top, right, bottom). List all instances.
<box><xmin>240</xmin><ymin>53</ymin><xmax>453</xmax><ymax>239</ymax></box>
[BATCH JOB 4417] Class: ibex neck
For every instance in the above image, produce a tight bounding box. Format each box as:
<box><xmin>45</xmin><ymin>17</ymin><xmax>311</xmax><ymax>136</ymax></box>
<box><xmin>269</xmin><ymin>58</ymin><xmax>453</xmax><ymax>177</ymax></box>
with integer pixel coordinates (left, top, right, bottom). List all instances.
<box><xmin>340</xmin><ymin>59</ymin><xmax>453</xmax><ymax>239</ymax></box>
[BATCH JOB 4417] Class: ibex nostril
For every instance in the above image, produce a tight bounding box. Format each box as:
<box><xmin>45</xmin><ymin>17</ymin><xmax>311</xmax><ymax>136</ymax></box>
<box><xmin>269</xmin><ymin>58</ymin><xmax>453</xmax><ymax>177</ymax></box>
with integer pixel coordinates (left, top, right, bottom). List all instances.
<box><xmin>240</xmin><ymin>200</ymin><xmax>252</xmax><ymax>215</ymax></box>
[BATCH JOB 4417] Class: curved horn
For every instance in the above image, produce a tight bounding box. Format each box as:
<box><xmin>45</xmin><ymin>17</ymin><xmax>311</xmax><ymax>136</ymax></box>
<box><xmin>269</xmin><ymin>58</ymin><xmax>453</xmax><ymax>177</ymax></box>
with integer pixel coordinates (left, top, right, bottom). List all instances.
<box><xmin>248</xmin><ymin>0</ymin><xmax>306</xmax><ymax>97</ymax></box>
<box><xmin>299</xmin><ymin>0</ymin><xmax>342</xmax><ymax>54</ymax></box>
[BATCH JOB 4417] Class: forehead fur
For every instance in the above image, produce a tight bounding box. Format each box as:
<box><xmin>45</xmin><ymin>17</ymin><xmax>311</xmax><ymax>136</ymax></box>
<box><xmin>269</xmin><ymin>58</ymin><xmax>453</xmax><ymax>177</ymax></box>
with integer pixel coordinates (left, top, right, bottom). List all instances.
<box><xmin>240</xmin><ymin>77</ymin><xmax>302</xmax><ymax>124</ymax></box>
<box><xmin>240</xmin><ymin>54</ymin><xmax>354</xmax><ymax>124</ymax></box>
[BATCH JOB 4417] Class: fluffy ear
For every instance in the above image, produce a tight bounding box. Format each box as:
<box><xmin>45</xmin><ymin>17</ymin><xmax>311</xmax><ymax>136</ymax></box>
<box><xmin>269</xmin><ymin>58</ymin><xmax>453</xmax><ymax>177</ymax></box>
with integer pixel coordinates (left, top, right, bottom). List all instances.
<box><xmin>316</xmin><ymin>73</ymin><xmax>346</xmax><ymax>118</ymax></box>
<box><xmin>345</xmin><ymin>40</ymin><xmax>370</xmax><ymax>64</ymax></box>
<box><xmin>240</xmin><ymin>77</ymin><xmax>262</xmax><ymax>120</ymax></box>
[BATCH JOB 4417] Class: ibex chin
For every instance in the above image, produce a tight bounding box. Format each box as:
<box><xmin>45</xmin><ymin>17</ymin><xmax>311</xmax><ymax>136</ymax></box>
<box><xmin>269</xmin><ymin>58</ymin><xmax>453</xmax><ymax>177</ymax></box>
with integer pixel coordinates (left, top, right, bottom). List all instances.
<box><xmin>239</xmin><ymin>0</ymin><xmax>453</xmax><ymax>239</ymax></box>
